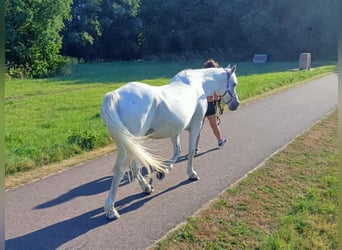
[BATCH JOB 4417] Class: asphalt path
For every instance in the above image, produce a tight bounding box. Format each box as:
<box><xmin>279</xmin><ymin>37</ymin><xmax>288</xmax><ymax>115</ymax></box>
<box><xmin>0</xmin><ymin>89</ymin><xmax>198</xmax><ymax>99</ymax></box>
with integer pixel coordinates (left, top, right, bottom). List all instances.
<box><xmin>6</xmin><ymin>74</ymin><xmax>337</xmax><ymax>250</ymax></box>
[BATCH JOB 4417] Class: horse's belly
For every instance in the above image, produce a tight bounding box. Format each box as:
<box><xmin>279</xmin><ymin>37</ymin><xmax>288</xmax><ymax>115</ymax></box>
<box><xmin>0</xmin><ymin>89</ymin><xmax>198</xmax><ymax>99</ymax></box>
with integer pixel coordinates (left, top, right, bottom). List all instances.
<box><xmin>148</xmin><ymin>119</ymin><xmax>187</xmax><ymax>139</ymax></box>
<box><xmin>149</xmin><ymin>127</ymin><xmax>183</xmax><ymax>139</ymax></box>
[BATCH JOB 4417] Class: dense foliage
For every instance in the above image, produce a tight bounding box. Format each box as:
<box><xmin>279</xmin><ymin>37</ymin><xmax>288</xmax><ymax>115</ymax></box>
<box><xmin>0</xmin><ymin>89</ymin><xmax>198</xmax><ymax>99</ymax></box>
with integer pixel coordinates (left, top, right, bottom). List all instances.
<box><xmin>5</xmin><ymin>0</ymin><xmax>338</xmax><ymax>77</ymax></box>
<box><xmin>5</xmin><ymin>0</ymin><xmax>73</xmax><ymax>77</ymax></box>
<box><xmin>139</xmin><ymin>0</ymin><xmax>338</xmax><ymax>60</ymax></box>
<box><xmin>62</xmin><ymin>0</ymin><xmax>141</xmax><ymax>60</ymax></box>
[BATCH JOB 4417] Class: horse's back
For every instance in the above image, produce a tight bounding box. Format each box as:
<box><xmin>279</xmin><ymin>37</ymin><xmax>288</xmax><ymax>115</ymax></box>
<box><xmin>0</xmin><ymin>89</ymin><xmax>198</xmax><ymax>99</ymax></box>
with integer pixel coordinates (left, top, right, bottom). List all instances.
<box><xmin>107</xmin><ymin>79</ymin><xmax>206</xmax><ymax>138</ymax></box>
<box><xmin>115</xmin><ymin>82</ymin><xmax>186</xmax><ymax>137</ymax></box>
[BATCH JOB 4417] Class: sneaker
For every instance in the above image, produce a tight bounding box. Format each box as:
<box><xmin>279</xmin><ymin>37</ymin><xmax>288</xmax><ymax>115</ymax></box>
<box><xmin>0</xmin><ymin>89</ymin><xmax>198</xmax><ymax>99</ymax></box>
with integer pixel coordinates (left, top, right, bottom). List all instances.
<box><xmin>218</xmin><ymin>138</ymin><xmax>227</xmax><ymax>147</ymax></box>
<box><xmin>195</xmin><ymin>148</ymin><xmax>199</xmax><ymax>154</ymax></box>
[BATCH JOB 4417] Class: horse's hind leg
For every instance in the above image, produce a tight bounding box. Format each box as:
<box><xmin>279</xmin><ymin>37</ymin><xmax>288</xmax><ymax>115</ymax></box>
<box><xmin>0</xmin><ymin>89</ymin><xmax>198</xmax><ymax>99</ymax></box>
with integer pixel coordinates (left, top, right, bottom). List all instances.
<box><xmin>186</xmin><ymin>127</ymin><xmax>201</xmax><ymax>180</ymax></box>
<box><xmin>156</xmin><ymin>135</ymin><xmax>180</xmax><ymax>180</ymax></box>
<box><xmin>168</xmin><ymin>134</ymin><xmax>181</xmax><ymax>170</ymax></box>
<box><xmin>104</xmin><ymin>152</ymin><xmax>127</xmax><ymax>220</ymax></box>
<box><xmin>131</xmin><ymin>160</ymin><xmax>153</xmax><ymax>194</ymax></box>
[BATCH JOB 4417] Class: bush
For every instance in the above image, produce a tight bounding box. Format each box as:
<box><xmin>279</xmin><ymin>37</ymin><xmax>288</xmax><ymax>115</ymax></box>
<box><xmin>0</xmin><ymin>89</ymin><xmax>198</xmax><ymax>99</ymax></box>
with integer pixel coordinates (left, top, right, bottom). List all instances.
<box><xmin>6</xmin><ymin>62</ymin><xmax>33</xmax><ymax>79</ymax></box>
<box><xmin>67</xmin><ymin>130</ymin><xmax>101</xmax><ymax>150</ymax></box>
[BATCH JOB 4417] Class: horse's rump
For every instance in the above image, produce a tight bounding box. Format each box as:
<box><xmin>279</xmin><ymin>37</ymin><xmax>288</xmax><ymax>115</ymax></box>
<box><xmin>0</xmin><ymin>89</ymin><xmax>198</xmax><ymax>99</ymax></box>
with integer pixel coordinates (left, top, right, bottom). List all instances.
<box><xmin>100</xmin><ymin>91</ymin><xmax>167</xmax><ymax>173</ymax></box>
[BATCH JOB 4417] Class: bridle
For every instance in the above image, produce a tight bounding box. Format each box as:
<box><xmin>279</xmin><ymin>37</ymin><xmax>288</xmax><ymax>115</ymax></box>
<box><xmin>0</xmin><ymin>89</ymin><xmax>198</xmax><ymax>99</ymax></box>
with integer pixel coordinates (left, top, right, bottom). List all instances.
<box><xmin>218</xmin><ymin>69</ymin><xmax>235</xmax><ymax>104</ymax></box>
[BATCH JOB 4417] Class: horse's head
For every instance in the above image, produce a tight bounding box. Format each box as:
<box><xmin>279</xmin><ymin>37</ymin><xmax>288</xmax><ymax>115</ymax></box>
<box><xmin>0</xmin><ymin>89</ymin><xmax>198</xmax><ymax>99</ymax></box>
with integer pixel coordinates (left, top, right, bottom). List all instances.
<box><xmin>219</xmin><ymin>65</ymin><xmax>240</xmax><ymax>111</ymax></box>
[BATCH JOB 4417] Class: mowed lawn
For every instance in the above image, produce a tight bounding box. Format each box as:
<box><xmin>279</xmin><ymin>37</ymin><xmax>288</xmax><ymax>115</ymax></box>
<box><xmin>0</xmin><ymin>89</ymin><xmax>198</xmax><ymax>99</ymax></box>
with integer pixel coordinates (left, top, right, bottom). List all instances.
<box><xmin>5</xmin><ymin>61</ymin><xmax>337</xmax><ymax>176</ymax></box>
<box><xmin>151</xmin><ymin>109</ymin><xmax>337</xmax><ymax>250</ymax></box>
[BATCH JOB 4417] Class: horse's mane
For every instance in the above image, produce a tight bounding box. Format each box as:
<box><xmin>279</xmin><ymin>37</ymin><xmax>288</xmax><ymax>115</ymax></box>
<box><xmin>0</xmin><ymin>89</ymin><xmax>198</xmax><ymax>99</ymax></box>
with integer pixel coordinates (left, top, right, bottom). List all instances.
<box><xmin>171</xmin><ymin>67</ymin><xmax>225</xmax><ymax>86</ymax></box>
<box><xmin>170</xmin><ymin>69</ymin><xmax>192</xmax><ymax>84</ymax></box>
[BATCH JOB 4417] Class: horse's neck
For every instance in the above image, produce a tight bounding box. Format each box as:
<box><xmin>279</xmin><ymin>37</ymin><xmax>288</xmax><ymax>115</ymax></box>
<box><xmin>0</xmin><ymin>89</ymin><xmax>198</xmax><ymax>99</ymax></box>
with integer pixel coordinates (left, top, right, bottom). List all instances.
<box><xmin>195</xmin><ymin>69</ymin><xmax>226</xmax><ymax>97</ymax></box>
<box><xmin>201</xmin><ymin>79</ymin><xmax>223</xmax><ymax>96</ymax></box>
<box><xmin>174</xmin><ymin>69</ymin><xmax>225</xmax><ymax>97</ymax></box>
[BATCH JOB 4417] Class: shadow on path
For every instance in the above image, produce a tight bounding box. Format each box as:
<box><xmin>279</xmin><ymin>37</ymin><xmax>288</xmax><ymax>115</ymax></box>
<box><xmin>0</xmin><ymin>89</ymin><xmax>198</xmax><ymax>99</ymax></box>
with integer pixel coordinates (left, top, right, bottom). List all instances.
<box><xmin>176</xmin><ymin>147</ymin><xmax>219</xmax><ymax>163</ymax></box>
<box><xmin>116</xmin><ymin>178</ymin><xmax>194</xmax><ymax>215</ymax></box>
<box><xmin>35</xmin><ymin>176</ymin><xmax>113</xmax><ymax>209</ymax></box>
<box><xmin>35</xmin><ymin>148</ymin><xmax>216</xmax><ymax>210</ymax></box>
<box><xmin>6</xmin><ymin>207</ymin><xmax>108</xmax><ymax>250</ymax></box>
<box><xmin>7</xmin><ymin>179</ymin><xmax>194</xmax><ymax>249</ymax></box>
<box><xmin>35</xmin><ymin>173</ymin><xmax>136</xmax><ymax>210</ymax></box>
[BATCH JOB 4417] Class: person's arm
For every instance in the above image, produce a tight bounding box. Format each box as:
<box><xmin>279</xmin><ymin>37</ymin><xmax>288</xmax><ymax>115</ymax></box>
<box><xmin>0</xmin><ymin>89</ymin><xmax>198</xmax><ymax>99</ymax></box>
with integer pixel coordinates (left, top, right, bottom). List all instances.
<box><xmin>213</xmin><ymin>92</ymin><xmax>221</xmax><ymax>102</ymax></box>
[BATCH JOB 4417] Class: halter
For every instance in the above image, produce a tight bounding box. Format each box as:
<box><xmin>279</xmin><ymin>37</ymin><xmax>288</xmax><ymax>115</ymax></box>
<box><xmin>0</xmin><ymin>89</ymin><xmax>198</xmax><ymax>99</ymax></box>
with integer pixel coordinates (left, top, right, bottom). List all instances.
<box><xmin>218</xmin><ymin>69</ymin><xmax>234</xmax><ymax>104</ymax></box>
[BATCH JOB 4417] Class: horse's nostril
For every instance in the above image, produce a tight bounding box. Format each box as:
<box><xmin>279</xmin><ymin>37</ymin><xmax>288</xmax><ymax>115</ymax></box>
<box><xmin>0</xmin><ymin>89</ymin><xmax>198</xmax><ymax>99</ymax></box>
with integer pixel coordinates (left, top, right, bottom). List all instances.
<box><xmin>229</xmin><ymin>101</ymin><xmax>240</xmax><ymax>111</ymax></box>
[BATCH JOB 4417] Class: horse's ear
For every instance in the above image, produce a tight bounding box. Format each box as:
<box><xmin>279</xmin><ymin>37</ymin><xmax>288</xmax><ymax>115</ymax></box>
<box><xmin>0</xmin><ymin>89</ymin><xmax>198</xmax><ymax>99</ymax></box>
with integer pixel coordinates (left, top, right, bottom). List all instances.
<box><xmin>226</xmin><ymin>64</ymin><xmax>231</xmax><ymax>69</ymax></box>
<box><xmin>231</xmin><ymin>64</ymin><xmax>237</xmax><ymax>73</ymax></box>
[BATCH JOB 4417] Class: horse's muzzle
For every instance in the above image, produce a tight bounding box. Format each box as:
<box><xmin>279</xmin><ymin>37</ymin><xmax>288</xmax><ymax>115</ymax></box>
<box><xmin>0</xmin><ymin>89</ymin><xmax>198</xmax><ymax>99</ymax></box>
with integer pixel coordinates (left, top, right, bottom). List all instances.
<box><xmin>228</xmin><ymin>100</ymin><xmax>240</xmax><ymax>111</ymax></box>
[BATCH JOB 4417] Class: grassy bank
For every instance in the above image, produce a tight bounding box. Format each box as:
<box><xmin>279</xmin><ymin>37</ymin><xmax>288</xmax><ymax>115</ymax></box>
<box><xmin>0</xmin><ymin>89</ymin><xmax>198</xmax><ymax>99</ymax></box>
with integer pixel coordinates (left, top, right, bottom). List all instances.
<box><xmin>151</xmin><ymin>110</ymin><xmax>337</xmax><ymax>249</ymax></box>
<box><xmin>5</xmin><ymin>61</ymin><xmax>337</xmax><ymax>176</ymax></box>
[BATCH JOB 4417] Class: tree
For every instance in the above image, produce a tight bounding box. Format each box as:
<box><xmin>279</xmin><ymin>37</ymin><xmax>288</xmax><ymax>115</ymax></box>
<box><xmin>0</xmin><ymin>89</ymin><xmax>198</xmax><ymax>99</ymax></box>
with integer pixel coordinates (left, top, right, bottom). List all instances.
<box><xmin>62</xmin><ymin>0</ymin><xmax>102</xmax><ymax>59</ymax></box>
<box><xmin>62</xmin><ymin>0</ymin><xmax>142</xmax><ymax>60</ymax></box>
<box><xmin>139</xmin><ymin>0</ymin><xmax>246</xmax><ymax>60</ymax></box>
<box><xmin>97</xmin><ymin>0</ymin><xmax>141</xmax><ymax>59</ymax></box>
<box><xmin>5</xmin><ymin>0</ymin><xmax>72</xmax><ymax>77</ymax></box>
<box><xmin>6</xmin><ymin>0</ymin><xmax>337</xmax><ymax>76</ymax></box>
<box><xmin>238</xmin><ymin>0</ymin><xmax>338</xmax><ymax>60</ymax></box>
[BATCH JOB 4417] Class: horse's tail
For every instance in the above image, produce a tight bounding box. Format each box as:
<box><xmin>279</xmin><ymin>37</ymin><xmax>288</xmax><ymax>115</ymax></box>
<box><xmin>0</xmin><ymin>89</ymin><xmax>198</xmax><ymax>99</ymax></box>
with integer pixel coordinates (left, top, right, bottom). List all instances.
<box><xmin>100</xmin><ymin>92</ymin><xmax>167</xmax><ymax>174</ymax></box>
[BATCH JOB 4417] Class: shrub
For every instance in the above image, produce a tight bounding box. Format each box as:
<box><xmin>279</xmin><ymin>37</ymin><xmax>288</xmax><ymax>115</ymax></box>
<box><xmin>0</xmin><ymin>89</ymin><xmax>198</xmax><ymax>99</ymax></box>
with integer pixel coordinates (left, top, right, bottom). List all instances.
<box><xmin>67</xmin><ymin>130</ymin><xmax>101</xmax><ymax>150</ymax></box>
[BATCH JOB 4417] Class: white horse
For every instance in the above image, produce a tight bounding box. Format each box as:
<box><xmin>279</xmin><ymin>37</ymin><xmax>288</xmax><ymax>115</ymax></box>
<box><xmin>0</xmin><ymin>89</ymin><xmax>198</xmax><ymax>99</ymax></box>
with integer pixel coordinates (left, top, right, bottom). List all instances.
<box><xmin>100</xmin><ymin>65</ymin><xmax>240</xmax><ymax>219</ymax></box>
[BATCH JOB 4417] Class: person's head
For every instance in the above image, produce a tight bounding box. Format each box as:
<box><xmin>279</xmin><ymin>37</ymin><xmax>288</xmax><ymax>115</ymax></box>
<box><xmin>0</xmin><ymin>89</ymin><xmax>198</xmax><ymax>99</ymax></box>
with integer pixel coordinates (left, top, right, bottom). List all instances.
<box><xmin>203</xmin><ymin>58</ymin><xmax>219</xmax><ymax>68</ymax></box>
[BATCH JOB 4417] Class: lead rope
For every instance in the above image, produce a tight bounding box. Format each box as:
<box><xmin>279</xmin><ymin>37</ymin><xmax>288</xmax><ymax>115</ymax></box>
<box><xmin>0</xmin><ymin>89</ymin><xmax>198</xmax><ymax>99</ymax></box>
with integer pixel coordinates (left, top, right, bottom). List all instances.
<box><xmin>215</xmin><ymin>99</ymin><xmax>224</xmax><ymax>125</ymax></box>
<box><xmin>216</xmin><ymin>69</ymin><xmax>231</xmax><ymax>125</ymax></box>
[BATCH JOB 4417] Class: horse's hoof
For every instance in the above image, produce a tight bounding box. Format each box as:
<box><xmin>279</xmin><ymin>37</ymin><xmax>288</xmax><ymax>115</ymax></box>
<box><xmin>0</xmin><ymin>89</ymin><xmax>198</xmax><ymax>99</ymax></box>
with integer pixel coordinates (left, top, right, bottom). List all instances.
<box><xmin>189</xmin><ymin>174</ymin><xmax>200</xmax><ymax>181</ymax></box>
<box><xmin>106</xmin><ymin>210</ymin><xmax>120</xmax><ymax>220</ymax></box>
<box><xmin>156</xmin><ymin>171</ymin><xmax>165</xmax><ymax>180</ymax></box>
<box><xmin>143</xmin><ymin>185</ymin><xmax>154</xmax><ymax>194</ymax></box>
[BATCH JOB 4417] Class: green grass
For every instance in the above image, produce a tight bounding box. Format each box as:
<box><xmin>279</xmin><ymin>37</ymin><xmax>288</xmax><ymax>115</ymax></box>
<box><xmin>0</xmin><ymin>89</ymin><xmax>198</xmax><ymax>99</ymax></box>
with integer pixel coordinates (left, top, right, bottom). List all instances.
<box><xmin>151</xmin><ymin>110</ymin><xmax>337</xmax><ymax>249</ymax></box>
<box><xmin>5</xmin><ymin>61</ymin><xmax>337</xmax><ymax>176</ymax></box>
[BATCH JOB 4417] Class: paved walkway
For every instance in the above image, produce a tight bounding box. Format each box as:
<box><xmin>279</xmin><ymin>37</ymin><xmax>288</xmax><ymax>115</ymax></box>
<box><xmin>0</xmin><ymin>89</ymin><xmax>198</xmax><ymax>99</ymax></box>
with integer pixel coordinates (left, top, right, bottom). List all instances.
<box><xmin>6</xmin><ymin>74</ymin><xmax>337</xmax><ymax>249</ymax></box>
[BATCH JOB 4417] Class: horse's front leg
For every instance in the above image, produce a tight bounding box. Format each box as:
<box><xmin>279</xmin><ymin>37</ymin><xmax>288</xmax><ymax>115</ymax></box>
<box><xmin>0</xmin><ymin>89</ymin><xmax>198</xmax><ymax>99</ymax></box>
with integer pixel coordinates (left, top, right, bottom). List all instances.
<box><xmin>131</xmin><ymin>160</ymin><xmax>154</xmax><ymax>194</ymax></box>
<box><xmin>104</xmin><ymin>154</ymin><xmax>127</xmax><ymax>220</ymax></box>
<box><xmin>187</xmin><ymin>128</ymin><xmax>200</xmax><ymax>181</ymax></box>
